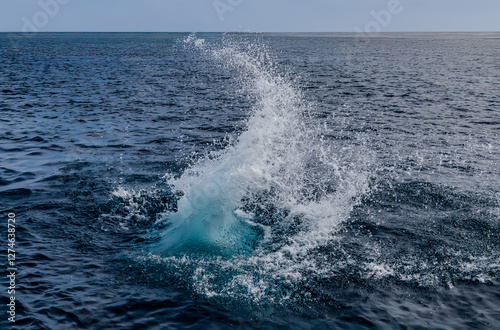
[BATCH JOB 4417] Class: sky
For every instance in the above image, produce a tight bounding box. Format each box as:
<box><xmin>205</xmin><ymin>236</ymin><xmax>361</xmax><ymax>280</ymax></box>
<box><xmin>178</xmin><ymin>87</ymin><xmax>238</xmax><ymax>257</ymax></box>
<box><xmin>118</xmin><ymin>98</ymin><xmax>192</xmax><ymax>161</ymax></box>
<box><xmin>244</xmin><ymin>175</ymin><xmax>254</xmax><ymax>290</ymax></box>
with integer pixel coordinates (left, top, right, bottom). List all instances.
<box><xmin>0</xmin><ymin>0</ymin><xmax>499</xmax><ymax>33</ymax></box>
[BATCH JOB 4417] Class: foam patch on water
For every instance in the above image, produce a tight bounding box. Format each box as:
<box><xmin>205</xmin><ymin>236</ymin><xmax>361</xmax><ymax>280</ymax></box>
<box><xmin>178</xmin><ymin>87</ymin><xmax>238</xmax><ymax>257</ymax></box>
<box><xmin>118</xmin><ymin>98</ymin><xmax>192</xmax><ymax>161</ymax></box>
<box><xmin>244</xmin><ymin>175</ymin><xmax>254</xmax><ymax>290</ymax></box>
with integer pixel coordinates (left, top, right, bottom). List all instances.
<box><xmin>99</xmin><ymin>185</ymin><xmax>174</xmax><ymax>233</ymax></box>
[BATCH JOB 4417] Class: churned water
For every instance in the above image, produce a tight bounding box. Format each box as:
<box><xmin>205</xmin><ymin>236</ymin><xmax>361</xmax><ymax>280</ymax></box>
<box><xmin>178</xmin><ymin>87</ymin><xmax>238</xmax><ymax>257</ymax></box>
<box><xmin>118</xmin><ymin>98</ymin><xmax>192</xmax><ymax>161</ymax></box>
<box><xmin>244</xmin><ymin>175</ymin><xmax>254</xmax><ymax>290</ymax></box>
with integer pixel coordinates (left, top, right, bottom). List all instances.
<box><xmin>1</xmin><ymin>33</ymin><xmax>499</xmax><ymax>329</ymax></box>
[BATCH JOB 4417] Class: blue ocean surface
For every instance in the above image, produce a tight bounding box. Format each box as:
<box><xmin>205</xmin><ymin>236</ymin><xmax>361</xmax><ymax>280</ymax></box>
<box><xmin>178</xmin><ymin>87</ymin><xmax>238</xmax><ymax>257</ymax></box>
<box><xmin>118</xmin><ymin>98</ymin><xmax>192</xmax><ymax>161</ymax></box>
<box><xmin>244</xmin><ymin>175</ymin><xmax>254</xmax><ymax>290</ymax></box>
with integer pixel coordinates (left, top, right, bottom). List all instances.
<box><xmin>1</xmin><ymin>32</ymin><xmax>499</xmax><ymax>329</ymax></box>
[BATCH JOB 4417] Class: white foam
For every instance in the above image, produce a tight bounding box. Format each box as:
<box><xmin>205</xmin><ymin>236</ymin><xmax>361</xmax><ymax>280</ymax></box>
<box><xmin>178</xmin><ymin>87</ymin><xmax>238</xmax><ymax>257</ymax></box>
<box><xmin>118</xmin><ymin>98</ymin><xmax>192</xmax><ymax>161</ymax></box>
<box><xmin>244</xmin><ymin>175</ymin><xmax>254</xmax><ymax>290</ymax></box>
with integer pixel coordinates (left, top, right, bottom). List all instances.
<box><xmin>149</xmin><ymin>35</ymin><xmax>372</xmax><ymax>300</ymax></box>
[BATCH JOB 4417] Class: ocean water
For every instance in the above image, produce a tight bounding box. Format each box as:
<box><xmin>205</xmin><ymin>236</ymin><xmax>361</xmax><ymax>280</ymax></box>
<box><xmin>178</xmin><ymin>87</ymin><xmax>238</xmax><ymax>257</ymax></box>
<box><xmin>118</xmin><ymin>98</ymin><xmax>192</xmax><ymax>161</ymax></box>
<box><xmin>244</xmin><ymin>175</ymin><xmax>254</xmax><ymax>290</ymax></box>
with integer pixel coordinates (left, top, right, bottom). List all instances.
<box><xmin>1</xmin><ymin>32</ymin><xmax>499</xmax><ymax>329</ymax></box>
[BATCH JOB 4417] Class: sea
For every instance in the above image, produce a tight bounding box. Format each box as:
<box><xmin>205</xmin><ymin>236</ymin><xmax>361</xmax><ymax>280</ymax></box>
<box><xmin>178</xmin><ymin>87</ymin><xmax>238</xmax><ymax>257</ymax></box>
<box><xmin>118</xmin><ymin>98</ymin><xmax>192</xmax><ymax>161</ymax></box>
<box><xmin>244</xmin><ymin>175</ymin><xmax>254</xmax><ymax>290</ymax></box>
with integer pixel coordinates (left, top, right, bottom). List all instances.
<box><xmin>0</xmin><ymin>32</ymin><xmax>499</xmax><ymax>329</ymax></box>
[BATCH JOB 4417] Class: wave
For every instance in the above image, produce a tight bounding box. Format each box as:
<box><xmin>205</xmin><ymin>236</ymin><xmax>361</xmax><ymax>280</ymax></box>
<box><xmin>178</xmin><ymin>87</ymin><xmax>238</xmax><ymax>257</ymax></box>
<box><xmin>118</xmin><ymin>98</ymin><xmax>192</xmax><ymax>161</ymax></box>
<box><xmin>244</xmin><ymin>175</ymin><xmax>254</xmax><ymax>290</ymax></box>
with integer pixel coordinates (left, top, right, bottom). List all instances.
<box><xmin>142</xmin><ymin>35</ymin><xmax>372</xmax><ymax>301</ymax></box>
<box><xmin>150</xmin><ymin>35</ymin><xmax>371</xmax><ymax>256</ymax></box>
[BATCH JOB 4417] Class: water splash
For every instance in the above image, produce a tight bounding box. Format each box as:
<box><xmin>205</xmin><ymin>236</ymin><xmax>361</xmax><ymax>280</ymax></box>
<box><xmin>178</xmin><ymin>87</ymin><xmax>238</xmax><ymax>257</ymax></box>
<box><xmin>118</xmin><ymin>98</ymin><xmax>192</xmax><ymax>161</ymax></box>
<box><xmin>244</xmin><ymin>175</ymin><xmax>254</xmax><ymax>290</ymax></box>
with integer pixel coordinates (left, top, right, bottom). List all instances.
<box><xmin>148</xmin><ymin>35</ymin><xmax>372</xmax><ymax>300</ymax></box>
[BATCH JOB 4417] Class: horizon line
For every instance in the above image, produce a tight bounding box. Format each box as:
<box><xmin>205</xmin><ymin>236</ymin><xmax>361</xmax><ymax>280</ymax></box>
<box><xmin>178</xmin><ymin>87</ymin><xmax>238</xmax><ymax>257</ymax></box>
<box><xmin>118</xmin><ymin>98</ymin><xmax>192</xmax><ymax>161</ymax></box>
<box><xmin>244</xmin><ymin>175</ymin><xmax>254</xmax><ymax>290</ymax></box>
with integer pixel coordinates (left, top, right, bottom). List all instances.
<box><xmin>1</xmin><ymin>31</ymin><xmax>500</xmax><ymax>34</ymax></box>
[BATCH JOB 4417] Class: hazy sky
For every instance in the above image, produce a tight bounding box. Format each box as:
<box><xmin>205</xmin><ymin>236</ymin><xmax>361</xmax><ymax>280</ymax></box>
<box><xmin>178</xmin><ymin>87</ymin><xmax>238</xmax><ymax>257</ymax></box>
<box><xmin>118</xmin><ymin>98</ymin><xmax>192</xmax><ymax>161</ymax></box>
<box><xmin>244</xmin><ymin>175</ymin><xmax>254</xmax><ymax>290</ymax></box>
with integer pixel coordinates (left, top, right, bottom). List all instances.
<box><xmin>0</xmin><ymin>0</ymin><xmax>499</xmax><ymax>33</ymax></box>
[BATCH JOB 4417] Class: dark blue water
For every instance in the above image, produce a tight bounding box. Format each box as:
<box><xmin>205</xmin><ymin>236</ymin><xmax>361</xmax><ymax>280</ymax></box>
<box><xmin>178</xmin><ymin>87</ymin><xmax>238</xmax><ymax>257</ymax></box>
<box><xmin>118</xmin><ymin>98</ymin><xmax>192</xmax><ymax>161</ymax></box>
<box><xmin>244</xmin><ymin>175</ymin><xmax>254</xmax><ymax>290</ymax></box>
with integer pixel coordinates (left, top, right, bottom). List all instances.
<box><xmin>1</xmin><ymin>33</ymin><xmax>499</xmax><ymax>329</ymax></box>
